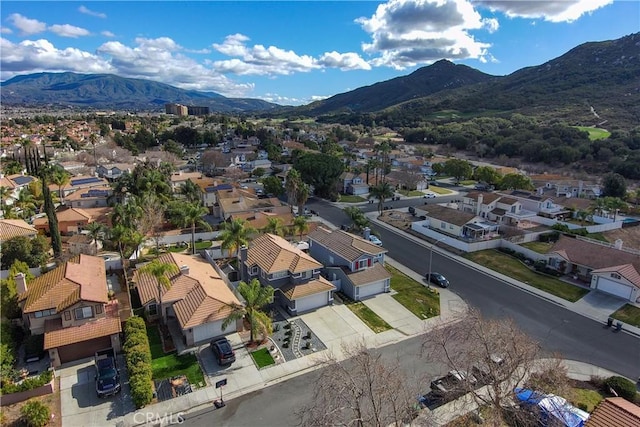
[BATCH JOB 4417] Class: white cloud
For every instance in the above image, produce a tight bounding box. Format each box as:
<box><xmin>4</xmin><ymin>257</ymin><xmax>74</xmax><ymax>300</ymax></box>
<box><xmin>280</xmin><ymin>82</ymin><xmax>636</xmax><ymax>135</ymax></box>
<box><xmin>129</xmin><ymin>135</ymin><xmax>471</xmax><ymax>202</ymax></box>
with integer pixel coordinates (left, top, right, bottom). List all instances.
<box><xmin>212</xmin><ymin>33</ymin><xmax>370</xmax><ymax>75</ymax></box>
<box><xmin>356</xmin><ymin>0</ymin><xmax>492</xmax><ymax>69</ymax></box>
<box><xmin>475</xmin><ymin>0</ymin><xmax>614</xmax><ymax>23</ymax></box>
<box><xmin>259</xmin><ymin>92</ymin><xmax>306</xmax><ymax>105</ymax></box>
<box><xmin>78</xmin><ymin>5</ymin><xmax>107</xmax><ymax>19</ymax></box>
<box><xmin>49</xmin><ymin>24</ymin><xmax>90</xmax><ymax>38</ymax></box>
<box><xmin>101</xmin><ymin>30</ymin><xmax>115</xmax><ymax>38</ymax></box>
<box><xmin>7</xmin><ymin>13</ymin><xmax>46</xmax><ymax>35</ymax></box>
<box><xmin>0</xmin><ymin>27</ymin><xmax>12</xmax><ymax>34</ymax></box>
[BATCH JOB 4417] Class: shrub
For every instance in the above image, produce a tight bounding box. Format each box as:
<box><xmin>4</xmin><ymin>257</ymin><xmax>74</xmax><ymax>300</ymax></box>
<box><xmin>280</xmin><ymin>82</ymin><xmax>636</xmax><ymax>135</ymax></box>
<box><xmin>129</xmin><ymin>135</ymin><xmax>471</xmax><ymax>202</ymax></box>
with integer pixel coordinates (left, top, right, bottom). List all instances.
<box><xmin>124</xmin><ymin>316</ymin><xmax>146</xmax><ymax>336</ymax></box>
<box><xmin>123</xmin><ymin>333</ymin><xmax>149</xmax><ymax>352</ymax></box>
<box><xmin>1</xmin><ymin>370</ymin><xmax>53</xmax><ymax>395</ymax></box>
<box><xmin>604</xmin><ymin>376</ymin><xmax>637</xmax><ymax>401</ymax></box>
<box><xmin>21</xmin><ymin>400</ymin><xmax>50</xmax><ymax>427</ymax></box>
<box><xmin>129</xmin><ymin>374</ymin><xmax>153</xmax><ymax>408</ymax></box>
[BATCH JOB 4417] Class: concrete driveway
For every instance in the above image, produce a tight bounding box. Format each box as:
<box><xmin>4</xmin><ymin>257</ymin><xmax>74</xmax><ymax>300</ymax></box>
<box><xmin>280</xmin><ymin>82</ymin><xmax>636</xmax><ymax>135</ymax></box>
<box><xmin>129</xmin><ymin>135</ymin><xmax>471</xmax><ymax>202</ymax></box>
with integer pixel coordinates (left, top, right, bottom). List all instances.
<box><xmin>572</xmin><ymin>290</ymin><xmax>628</xmax><ymax>321</ymax></box>
<box><xmin>197</xmin><ymin>333</ymin><xmax>260</xmax><ymax>396</ymax></box>
<box><xmin>59</xmin><ymin>355</ymin><xmax>135</xmax><ymax>427</ymax></box>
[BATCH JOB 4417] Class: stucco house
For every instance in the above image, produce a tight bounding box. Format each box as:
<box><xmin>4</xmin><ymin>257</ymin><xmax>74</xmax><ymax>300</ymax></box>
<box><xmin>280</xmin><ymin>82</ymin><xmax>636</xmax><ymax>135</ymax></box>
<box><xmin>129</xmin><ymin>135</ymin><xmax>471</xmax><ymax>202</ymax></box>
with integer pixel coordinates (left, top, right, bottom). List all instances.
<box><xmin>33</xmin><ymin>206</ymin><xmax>111</xmax><ymax>235</ymax></box>
<box><xmin>132</xmin><ymin>252</ymin><xmax>242</xmax><ymax>346</ymax></box>
<box><xmin>339</xmin><ymin>172</ymin><xmax>369</xmax><ymax>196</ymax></box>
<box><xmin>96</xmin><ymin>163</ymin><xmax>134</xmax><ymax>181</ymax></box>
<box><xmin>414</xmin><ymin>204</ymin><xmax>497</xmax><ymax>240</ymax></box>
<box><xmin>308</xmin><ymin>227</ymin><xmax>391</xmax><ymax>301</ymax></box>
<box><xmin>64</xmin><ymin>186</ymin><xmax>112</xmax><ymax>209</ymax></box>
<box><xmin>0</xmin><ymin>219</ymin><xmax>37</xmax><ymax>244</ymax></box>
<box><xmin>17</xmin><ymin>255</ymin><xmax>122</xmax><ymax>367</ymax></box>
<box><xmin>546</xmin><ymin>235</ymin><xmax>640</xmax><ymax>302</ymax></box>
<box><xmin>239</xmin><ymin>233</ymin><xmax>335</xmax><ymax>315</ymax></box>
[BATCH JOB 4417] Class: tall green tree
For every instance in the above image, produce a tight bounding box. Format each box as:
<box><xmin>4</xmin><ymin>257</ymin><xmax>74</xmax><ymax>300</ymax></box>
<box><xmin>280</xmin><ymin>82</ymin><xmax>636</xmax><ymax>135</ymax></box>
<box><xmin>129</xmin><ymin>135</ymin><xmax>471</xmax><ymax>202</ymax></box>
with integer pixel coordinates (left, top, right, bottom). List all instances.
<box><xmin>292</xmin><ymin>215</ymin><xmax>309</xmax><ymax>241</ymax></box>
<box><xmin>0</xmin><ymin>260</ymin><xmax>34</xmax><ymax>319</ymax></box>
<box><xmin>442</xmin><ymin>159</ymin><xmax>473</xmax><ymax>184</ymax></box>
<box><xmin>369</xmin><ymin>182</ymin><xmax>394</xmax><ymax>216</ymax></box>
<box><xmin>498</xmin><ymin>173</ymin><xmax>534</xmax><ymax>191</ymax></box>
<box><xmin>170</xmin><ymin>203</ymin><xmax>211</xmax><ymax>254</ymax></box>
<box><xmin>602</xmin><ymin>173</ymin><xmax>627</xmax><ymax>198</ymax></box>
<box><xmin>179</xmin><ymin>179</ymin><xmax>202</xmax><ymax>204</ymax></box>
<box><xmin>51</xmin><ymin>166</ymin><xmax>71</xmax><ymax>203</ymax></box>
<box><xmin>85</xmin><ymin>221</ymin><xmax>106</xmax><ymax>253</ymax></box>
<box><xmin>261</xmin><ymin>176</ymin><xmax>284</xmax><ymax>196</ymax></box>
<box><xmin>221</xmin><ymin>278</ymin><xmax>274</xmax><ymax>344</ymax></box>
<box><xmin>220</xmin><ymin>218</ymin><xmax>255</xmax><ymax>258</ymax></box>
<box><xmin>0</xmin><ymin>235</ymin><xmax>50</xmax><ymax>269</ymax></box>
<box><xmin>473</xmin><ymin>166</ymin><xmax>502</xmax><ymax>186</ymax></box>
<box><xmin>343</xmin><ymin>207</ymin><xmax>370</xmax><ymax>232</ymax></box>
<box><xmin>293</xmin><ymin>153</ymin><xmax>344</xmax><ymax>200</ymax></box>
<box><xmin>262</xmin><ymin>217</ymin><xmax>285</xmax><ymax>237</ymax></box>
<box><xmin>14</xmin><ymin>188</ymin><xmax>36</xmax><ymax>220</ymax></box>
<box><xmin>138</xmin><ymin>259</ymin><xmax>179</xmax><ymax>323</ymax></box>
<box><xmin>285</xmin><ymin>169</ymin><xmax>302</xmax><ymax>213</ymax></box>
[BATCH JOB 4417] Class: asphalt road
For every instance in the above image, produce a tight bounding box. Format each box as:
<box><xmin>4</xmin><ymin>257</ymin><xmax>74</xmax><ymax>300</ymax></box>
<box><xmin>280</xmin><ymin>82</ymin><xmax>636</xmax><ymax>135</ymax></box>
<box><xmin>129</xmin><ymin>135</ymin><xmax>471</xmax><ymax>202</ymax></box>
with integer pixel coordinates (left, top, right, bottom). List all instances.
<box><xmin>182</xmin><ymin>196</ymin><xmax>640</xmax><ymax>426</ymax></box>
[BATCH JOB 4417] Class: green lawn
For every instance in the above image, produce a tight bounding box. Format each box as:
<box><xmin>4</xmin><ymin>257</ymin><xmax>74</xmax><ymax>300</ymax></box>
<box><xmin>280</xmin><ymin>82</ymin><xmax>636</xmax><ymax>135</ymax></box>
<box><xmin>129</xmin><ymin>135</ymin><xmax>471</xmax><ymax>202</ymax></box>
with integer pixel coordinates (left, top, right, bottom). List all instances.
<box><xmin>194</xmin><ymin>240</ymin><xmax>212</xmax><ymax>250</ymax></box>
<box><xmin>520</xmin><ymin>241</ymin><xmax>554</xmax><ymax>254</ymax></box>
<box><xmin>147</xmin><ymin>326</ymin><xmax>205</xmax><ymax>386</ymax></box>
<box><xmin>339</xmin><ymin>194</ymin><xmax>367</xmax><ymax>203</ymax></box>
<box><xmin>459</xmin><ymin>180</ymin><xmax>476</xmax><ymax>186</ymax></box>
<box><xmin>569</xmin><ymin>387</ymin><xmax>603</xmax><ymax>413</ymax></box>
<box><xmin>465</xmin><ymin>250</ymin><xmax>589</xmax><ymax>302</ymax></box>
<box><xmin>387</xmin><ymin>265</ymin><xmax>440</xmax><ymax>319</ymax></box>
<box><xmin>427</xmin><ymin>185</ymin><xmax>453</xmax><ymax>195</ymax></box>
<box><xmin>611</xmin><ymin>304</ymin><xmax>640</xmax><ymax>328</ymax></box>
<box><xmin>250</xmin><ymin>348</ymin><xmax>276</xmax><ymax>368</ymax></box>
<box><xmin>343</xmin><ymin>300</ymin><xmax>392</xmax><ymax>333</ymax></box>
<box><xmin>574</xmin><ymin>126</ymin><xmax>611</xmax><ymax>141</ymax></box>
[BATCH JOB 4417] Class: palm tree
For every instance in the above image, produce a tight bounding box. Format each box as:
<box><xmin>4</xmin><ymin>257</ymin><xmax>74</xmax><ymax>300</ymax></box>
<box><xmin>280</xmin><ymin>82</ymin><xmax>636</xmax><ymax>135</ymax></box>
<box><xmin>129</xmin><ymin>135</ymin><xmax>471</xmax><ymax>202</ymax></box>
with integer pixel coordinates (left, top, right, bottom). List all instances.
<box><xmin>179</xmin><ymin>179</ymin><xmax>202</xmax><ymax>204</ymax></box>
<box><xmin>343</xmin><ymin>206</ymin><xmax>370</xmax><ymax>232</ymax></box>
<box><xmin>285</xmin><ymin>169</ymin><xmax>302</xmax><ymax>213</ymax></box>
<box><xmin>221</xmin><ymin>278</ymin><xmax>274</xmax><ymax>344</ymax></box>
<box><xmin>15</xmin><ymin>188</ymin><xmax>36</xmax><ymax>220</ymax></box>
<box><xmin>220</xmin><ymin>218</ymin><xmax>255</xmax><ymax>258</ymax></box>
<box><xmin>296</xmin><ymin>182</ymin><xmax>310</xmax><ymax>217</ymax></box>
<box><xmin>51</xmin><ymin>167</ymin><xmax>70</xmax><ymax>203</ymax></box>
<box><xmin>85</xmin><ymin>221</ymin><xmax>105</xmax><ymax>253</ymax></box>
<box><xmin>292</xmin><ymin>215</ymin><xmax>309</xmax><ymax>241</ymax></box>
<box><xmin>369</xmin><ymin>181</ymin><xmax>394</xmax><ymax>216</ymax></box>
<box><xmin>139</xmin><ymin>259</ymin><xmax>179</xmax><ymax>323</ymax></box>
<box><xmin>173</xmin><ymin>203</ymin><xmax>211</xmax><ymax>254</ymax></box>
<box><xmin>262</xmin><ymin>217</ymin><xmax>285</xmax><ymax>237</ymax></box>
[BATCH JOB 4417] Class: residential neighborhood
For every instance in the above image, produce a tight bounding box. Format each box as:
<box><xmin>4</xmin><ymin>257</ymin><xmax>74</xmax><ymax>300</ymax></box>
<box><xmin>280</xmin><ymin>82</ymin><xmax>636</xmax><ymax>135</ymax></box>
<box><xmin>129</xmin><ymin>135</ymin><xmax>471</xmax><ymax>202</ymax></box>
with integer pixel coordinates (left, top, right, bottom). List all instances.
<box><xmin>1</xmin><ymin>112</ymin><xmax>639</xmax><ymax>427</ymax></box>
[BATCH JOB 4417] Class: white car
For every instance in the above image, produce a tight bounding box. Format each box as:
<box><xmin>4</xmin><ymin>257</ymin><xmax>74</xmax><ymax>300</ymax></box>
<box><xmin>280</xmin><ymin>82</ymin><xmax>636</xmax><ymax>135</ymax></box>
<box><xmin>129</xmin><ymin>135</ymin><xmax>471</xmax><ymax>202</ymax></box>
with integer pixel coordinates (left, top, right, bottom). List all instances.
<box><xmin>368</xmin><ymin>235</ymin><xmax>383</xmax><ymax>246</ymax></box>
<box><xmin>423</xmin><ymin>193</ymin><xmax>436</xmax><ymax>199</ymax></box>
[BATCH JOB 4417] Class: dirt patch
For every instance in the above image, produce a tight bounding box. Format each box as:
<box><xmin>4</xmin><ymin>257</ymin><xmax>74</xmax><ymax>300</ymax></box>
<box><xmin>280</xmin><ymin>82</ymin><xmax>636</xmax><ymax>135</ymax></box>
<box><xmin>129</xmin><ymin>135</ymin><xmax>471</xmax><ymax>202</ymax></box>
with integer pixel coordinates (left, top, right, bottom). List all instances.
<box><xmin>602</xmin><ymin>226</ymin><xmax>640</xmax><ymax>252</ymax></box>
<box><xmin>0</xmin><ymin>377</ymin><xmax>62</xmax><ymax>427</ymax></box>
<box><xmin>378</xmin><ymin>211</ymin><xmax>414</xmax><ymax>230</ymax></box>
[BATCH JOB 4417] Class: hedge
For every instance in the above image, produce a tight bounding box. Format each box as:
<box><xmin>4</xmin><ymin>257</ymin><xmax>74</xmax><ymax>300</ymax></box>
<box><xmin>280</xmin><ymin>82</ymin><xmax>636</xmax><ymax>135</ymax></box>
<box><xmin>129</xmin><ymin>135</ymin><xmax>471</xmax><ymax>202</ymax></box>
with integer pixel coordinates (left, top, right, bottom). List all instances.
<box><xmin>604</xmin><ymin>376</ymin><xmax>638</xmax><ymax>401</ymax></box>
<box><xmin>0</xmin><ymin>369</ymin><xmax>53</xmax><ymax>395</ymax></box>
<box><xmin>21</xmin><ymin>400</ymin><xmax>51</xmax><ymax>427</ymax></box>
<box><xmin>123</xmin><ymin>316</ymin><xmax>153</xmax><ymax>408</ymax></box>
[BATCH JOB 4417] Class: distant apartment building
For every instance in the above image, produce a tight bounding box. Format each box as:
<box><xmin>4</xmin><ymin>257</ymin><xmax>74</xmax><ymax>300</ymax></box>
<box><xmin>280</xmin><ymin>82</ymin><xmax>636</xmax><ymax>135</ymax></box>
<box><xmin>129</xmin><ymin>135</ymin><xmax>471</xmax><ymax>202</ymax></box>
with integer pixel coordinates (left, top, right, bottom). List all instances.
<box><xmin>165</xmin><ymin>103</ymin><xmax>210</xmax><ymax>116</ymax></box>
<box><xmin>165</xmin><ymin>103</ymin><xmax>189</xmax><ymax>116</ymax></box>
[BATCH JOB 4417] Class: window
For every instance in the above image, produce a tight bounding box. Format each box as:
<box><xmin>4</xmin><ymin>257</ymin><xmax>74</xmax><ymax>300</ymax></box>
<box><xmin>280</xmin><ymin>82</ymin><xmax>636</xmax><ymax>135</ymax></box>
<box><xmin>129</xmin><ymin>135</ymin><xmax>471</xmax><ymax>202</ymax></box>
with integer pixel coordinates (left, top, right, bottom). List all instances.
<box><xmin>250</xmin><ymin>266</ymin><xmax>259</xmax><ymax>275</ymax></box>
<box><xmin>270</xmin><ymin>270</ymin><xmax>288</xmax><ymax>280</ymax></box>
<box><xmin>74</xmin><ymin>306</ymin><xmax>93</xmax><ymax>320</ymax></box>
<box><xmin>611</xmin><ymin>273</ymin><xmax>622</xmax><ymax>280</ymax></box>
<box><xmin>440</xmin><ymin>222</ymin><xmax>446</xmax><ymax>229</ymax></box>
<box><xmin>95</xmin><ymin>304</ymin><xmax>103</xmax><ymax>314</ymax></box>
<box><xmin>329</xmin><ymin>255</ymin><xmax>334</xmax><ymax>264</ymax></box>
<box><xmin>357</xmin><ymin>259</ymin><xmax>368</xmax><ymax>270</ymax></box>
<box><xmin>64</xmin><ymin>311</ymin><xmax>71</xmax><ymax>321</ymax></box>
<box><xmin>148</xmin><ymin>304</ymin><xmax>158</xmax><ymax>316</ymax></box>
<box><xmin>34</xmin><ymin>309</ymin><xmax>56</xmax><ymax>318</ymax></box>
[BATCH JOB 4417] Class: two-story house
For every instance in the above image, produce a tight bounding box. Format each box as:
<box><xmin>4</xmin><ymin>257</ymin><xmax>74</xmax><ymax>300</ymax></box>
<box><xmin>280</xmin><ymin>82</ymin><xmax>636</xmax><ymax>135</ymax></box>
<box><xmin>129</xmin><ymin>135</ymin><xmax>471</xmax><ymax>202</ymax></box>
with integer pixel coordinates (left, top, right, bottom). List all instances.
<box><xmin>132</xmin><ymin>252</ymin><xmax>242</xmax><ymax>346</ymax></box>
<box><xmin>308</xmin><ymin>227</ymin><xmax>391</xmax><ymax>301</ymax></box>
<box><xmin>460</xmin><ymin>191</ymin><xmax>529</xmax><ymax>226</ymax></box>
<box><xmin>414</xmin><ymin>204</ymin><xmax>496</xmax><ymax>240</ymax></box>
<box><xmin>16</xmin><ymin>255</ymin><xmax>122</xmax><ymax>367</ymax></box>
<box><xmin>239</xmin><ymin>233</ymin><xmax>335</xmax><ymax>315</ymax></box>
<box><xmin>339</xmin><ymin>172</ymin><xmax>369</xmax><ymax>196</ymax></box>
<box><xmin>0</xmin><ymin>219</ymin><xmax>37</xmax><ymax>244</ymax></box>
<box><xmin>64</xmin><ymin>186</ymin><xmax>112</xmax><ymax>209</ymax></box>
<box><xmin>96</xmin><ymin>163</ymin><xmax>134</xmax><ymax>181</ymax></box>
<box><xmin>505</xmin><ymin>190</ymin><xmax>570</xmax><ymax>220</ymax></box>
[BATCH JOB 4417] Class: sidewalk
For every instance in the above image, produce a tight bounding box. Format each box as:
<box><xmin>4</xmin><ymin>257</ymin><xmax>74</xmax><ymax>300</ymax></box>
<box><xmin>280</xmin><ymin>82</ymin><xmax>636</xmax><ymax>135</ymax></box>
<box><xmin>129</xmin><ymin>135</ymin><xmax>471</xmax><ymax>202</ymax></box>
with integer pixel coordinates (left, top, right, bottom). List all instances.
<box><xmin>367</xmin><ymin>209</ymin><xmax>640</xmax><ymax>338</ymax></box>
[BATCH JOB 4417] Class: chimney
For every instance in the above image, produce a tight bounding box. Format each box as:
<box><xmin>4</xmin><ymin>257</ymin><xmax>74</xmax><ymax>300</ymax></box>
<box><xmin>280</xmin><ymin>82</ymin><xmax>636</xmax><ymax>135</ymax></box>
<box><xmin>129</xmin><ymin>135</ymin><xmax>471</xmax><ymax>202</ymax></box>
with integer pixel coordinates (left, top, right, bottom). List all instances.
<box><xmin>614</xmin><ymin>239</ymin><xmax>623</xmax><ymax>250</ymax></box>
<box><xmin>179</xmin><ymin>265</ymin><xmax>189</xmax><ymax>275</ymax></box>
<box><xmin>15</xmin><ymin>272</ymin><xmax>27</xmax><ymax>294</ymax></box>
<box><xmin>477</xmin><ymin>194</ymin><xmax>483</xmax><ymax>216</ymax></box>
<box><xmin>363</xmin><ymin>227</ymin><xmax>371</xmax><ymax>240</ymax></box>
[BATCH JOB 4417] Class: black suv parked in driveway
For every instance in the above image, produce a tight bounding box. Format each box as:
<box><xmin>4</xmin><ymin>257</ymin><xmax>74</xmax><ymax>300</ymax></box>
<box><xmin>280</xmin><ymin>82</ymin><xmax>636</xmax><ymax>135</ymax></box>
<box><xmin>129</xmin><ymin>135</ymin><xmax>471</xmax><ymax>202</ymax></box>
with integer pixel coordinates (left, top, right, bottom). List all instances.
<box><xmin>210</xmin><ymin>338</ymin><xmax>235</xmax><ymax>365</ymax></box>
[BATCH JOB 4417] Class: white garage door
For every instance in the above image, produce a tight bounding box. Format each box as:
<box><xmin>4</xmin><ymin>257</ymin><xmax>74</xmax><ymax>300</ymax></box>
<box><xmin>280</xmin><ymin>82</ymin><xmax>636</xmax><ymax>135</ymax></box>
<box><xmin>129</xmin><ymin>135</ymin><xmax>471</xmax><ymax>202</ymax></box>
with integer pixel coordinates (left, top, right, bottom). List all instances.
<box><xmin>295</xmin><ymin>292</ymin><xmax>329</xmax><ymax>313</ymax></box>
<box><xmin>357</xmin><ymin>280</ymin><xmax>386</xmax><ymax>300</ymax></box>
<box><xmin>596</xmin><ymin>277</ymin><xmax>632</xmax><ymax>300</ymax></box>
<box><xmin>193</xmin><ymin>321</ymin><xmax>226</xmax><ymax>344</ymax></box>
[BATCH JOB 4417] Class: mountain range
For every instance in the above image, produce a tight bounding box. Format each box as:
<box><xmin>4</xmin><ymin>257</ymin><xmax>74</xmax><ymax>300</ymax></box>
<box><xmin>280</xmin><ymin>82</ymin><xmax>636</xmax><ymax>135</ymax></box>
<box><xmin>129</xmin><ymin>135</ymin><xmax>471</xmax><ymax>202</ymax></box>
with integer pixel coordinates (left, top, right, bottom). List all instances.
<box><xmin>1</xmin><ymin>32</ymin><xmax>638</xmax><ymax>127</ymax></box>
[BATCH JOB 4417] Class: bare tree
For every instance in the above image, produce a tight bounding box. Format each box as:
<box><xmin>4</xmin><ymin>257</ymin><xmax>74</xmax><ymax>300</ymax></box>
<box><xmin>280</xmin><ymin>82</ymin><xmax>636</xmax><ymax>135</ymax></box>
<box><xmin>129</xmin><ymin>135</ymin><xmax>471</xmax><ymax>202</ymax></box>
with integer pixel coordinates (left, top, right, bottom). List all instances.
<box><xmin>421</xmin><ymin>309</ymin><xmax>544</xmax><ymax>425</ymax></box>
<box><xmin>201</xmin><ymin>150</ymin><xmax>226</xmax><ymax>174</ymax></box>
<box><xmin>297</xmin><ymin>341</ymin><xmax>423</xmax><ymax>427</ymax></box>
<box><xmin>137</xmin><ymin>194</ymin><xmax>166</xmax><ymax>255</ymax></box>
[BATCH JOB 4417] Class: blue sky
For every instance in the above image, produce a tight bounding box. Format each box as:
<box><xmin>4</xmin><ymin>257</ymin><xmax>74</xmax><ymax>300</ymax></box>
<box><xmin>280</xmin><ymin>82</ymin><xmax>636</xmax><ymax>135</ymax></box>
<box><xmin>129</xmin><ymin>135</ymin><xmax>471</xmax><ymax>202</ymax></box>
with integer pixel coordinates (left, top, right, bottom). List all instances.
<box><xmin>1</xmin><ymin>1</ymin><xmax>638</xmax><ymax>106</ymax></box>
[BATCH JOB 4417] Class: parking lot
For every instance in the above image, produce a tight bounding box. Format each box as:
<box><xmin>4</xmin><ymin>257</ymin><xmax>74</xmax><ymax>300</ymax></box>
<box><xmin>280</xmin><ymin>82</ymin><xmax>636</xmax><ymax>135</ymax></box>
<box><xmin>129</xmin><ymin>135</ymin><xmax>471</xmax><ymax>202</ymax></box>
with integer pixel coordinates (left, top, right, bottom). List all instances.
<box><xmin>59</xmin><ymin>355</ymin><xmax>135</xmax><ymax>426</ymax></box>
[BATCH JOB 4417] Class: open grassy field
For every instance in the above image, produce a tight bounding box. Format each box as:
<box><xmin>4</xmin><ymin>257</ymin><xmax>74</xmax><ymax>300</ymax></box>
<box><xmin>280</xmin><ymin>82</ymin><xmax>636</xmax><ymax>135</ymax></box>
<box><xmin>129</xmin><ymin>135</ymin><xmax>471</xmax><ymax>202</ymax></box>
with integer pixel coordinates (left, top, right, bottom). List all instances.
<box><xmin>574</xmin><ymin>126</ymin><xmax>610</xmax><ymax>140</ymax></box>
<box><xmin>387</xmin><ymin>265</ymin><xmax>440</xmax><ymax>319</ymax></box>
<box><xmin>465</xmin><ymin>250</ymin><xmax>589</xmax><ymax>302</ymax></box>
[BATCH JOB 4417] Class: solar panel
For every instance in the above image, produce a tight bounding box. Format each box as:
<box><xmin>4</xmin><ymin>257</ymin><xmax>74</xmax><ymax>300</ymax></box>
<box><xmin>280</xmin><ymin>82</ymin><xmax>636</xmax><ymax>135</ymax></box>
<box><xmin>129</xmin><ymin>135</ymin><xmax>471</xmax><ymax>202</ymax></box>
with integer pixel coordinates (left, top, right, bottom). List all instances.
<box><xmin>12</xmin><ymin>176</ymin><xmax>34</xmax><ymax>185</ymax></box>
<box><xmin>81</xmin><ymin>190</ymin><xmax>110</xmax><ymax>198</ymax></box>
<box><xmin>71</xmin><ymin>177</ymin><xmax>103</xmax><ymax>186</ymax></box>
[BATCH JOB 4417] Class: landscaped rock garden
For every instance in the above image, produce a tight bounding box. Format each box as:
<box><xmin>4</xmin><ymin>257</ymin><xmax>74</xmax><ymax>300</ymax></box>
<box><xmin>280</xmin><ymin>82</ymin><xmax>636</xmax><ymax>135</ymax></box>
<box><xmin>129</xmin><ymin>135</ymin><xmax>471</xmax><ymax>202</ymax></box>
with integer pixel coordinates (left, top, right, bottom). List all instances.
<box><xmin>271</xmin><ymin>318</ymin><xmax>326</xmax><ymax>362</ymax></box>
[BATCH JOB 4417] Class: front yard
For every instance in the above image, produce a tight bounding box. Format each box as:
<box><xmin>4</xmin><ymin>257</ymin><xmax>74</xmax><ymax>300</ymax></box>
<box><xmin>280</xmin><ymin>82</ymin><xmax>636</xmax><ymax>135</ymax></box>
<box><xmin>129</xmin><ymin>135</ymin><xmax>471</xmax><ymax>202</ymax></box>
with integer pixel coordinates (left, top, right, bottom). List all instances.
<box><xmin>339</xmin><ymin>194</ymin><xmax>367</xmax><ymax>203</ymax></box>
<box><xmin>427</xmin><ymin>185</ymin><xmax>453</xmax><ymax>195</ymax></box>
<box><xmin>610</xmin><ymin>304</ymin><xmax>640</xmax><ymax>328</ymax></box>
<box><xmin>465</xmin><ymin>250</ymin><xmax>589</xmax><ymax>302</ymax></box>
<box><xmin>147</xmin><ymin>326</ymin><xmax>205</xmax><ymax>387</ymax></box>
<box><xmin>250</xmin><ymin>348</ymin><xmax>275</xmax><ymax>368</ymax></box>
<box><xmin>387</xmin><ymin>265</ymin><xmax>440</xmax><ymax>319</ymax></box>
<box><xmin>338</xmin><ymin>294</ymin><xmax>392</xmax><ymax>333</ymax></box>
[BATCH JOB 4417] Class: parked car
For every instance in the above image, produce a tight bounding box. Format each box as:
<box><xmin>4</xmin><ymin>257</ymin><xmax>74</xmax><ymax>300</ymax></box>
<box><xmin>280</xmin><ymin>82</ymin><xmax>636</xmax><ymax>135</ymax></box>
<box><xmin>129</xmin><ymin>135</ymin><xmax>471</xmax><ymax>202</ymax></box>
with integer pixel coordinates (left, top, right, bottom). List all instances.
<box><xmin>426</xmin><ymin>272</ymin><xmax>449</xmax><ymax>288</ymax></box>
<box><xmin>95</xmin><ymin>348</ymin><xmax>121</xmax><ymax>398</ymax></box>
<box><xmin>368</xmin><ymin>235</ymin><xmax>383</xmax><ymax>246</ymax></box>
<box><xmin>210</xmin><ymin>337</ymin><xmax>236</xmax><ymax>365</ymax></box>
<box><xmin>423</xmin><ymin>193</ymin><xmax>436</xmax><ymax>199</ymax></box>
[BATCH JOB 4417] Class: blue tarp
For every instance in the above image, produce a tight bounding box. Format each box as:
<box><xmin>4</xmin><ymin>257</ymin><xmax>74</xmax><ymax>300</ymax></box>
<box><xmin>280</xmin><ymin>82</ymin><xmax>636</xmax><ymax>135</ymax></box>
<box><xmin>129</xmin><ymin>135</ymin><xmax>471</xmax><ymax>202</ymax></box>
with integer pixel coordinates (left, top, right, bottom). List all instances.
<box><xmin>514</xmin><ymin>388</ymin><xmax>590</xmax><ymax>427</ymax></box>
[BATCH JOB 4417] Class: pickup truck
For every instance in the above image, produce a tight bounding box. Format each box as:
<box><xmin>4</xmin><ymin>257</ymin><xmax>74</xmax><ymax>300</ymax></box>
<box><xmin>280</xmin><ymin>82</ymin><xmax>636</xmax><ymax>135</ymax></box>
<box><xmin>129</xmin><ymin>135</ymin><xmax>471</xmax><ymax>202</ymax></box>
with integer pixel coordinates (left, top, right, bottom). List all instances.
<box><xmin>95</xmin><ymin>348</ymin><xmax>121</xmax><ymax>398</ymax></box>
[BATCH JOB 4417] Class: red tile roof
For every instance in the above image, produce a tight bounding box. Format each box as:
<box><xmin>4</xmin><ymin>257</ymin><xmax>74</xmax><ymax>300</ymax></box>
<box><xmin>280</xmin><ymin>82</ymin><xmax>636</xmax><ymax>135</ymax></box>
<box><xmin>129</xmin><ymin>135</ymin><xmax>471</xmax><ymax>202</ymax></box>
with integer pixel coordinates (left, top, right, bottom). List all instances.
<box><xmin>586</xmin><ymin>397</ymin><xmax>640</xmax><ymax>427</ymax></box>
<box><xmin>44</xmin><ymin>313</ymin><xmax>121</xmax><ymax>349</ymax></box>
